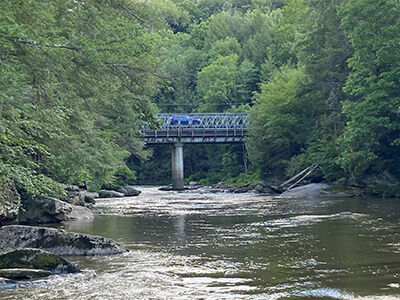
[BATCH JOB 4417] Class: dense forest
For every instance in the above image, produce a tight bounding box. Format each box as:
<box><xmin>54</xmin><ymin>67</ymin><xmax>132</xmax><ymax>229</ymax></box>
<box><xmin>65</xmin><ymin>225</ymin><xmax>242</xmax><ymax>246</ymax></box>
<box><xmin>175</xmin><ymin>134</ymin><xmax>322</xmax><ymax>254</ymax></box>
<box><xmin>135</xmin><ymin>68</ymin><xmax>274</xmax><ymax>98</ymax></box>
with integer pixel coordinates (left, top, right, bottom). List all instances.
<box><xmin>1</xmin><ymin>0</ymin><xmax>399</xmax><ymax>199</ymax></box>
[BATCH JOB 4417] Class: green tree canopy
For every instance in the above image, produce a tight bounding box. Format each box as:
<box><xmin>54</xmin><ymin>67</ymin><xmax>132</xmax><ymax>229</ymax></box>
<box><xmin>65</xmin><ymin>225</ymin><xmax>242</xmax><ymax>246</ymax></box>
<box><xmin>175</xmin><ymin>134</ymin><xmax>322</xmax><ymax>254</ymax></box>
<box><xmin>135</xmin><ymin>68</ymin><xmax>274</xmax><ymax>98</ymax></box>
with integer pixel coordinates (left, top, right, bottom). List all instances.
<box><xmin>0</xmin><ymin>0</ymin><xmax>158</xmax><ymax>196</ymax></box>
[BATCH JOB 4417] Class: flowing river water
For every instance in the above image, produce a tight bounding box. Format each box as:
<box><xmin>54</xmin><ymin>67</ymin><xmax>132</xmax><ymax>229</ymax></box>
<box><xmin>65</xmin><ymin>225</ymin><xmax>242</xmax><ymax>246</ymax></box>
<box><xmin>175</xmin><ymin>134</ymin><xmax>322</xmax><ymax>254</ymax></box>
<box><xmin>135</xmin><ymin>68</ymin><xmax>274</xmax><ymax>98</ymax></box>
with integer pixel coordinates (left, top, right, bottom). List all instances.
<box><xmin>1</xmin><ymin>186</ymin><xmax>400</xmax><ymax>299</ymax></box>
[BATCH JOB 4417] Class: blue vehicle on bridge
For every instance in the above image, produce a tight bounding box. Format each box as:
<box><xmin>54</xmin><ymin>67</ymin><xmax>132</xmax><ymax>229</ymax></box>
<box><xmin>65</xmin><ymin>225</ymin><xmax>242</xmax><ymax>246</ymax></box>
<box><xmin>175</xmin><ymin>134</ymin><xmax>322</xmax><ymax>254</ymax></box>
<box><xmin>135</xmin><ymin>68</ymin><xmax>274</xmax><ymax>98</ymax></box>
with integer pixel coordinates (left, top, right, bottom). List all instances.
<box><xmin>169</xmin><ymin>115</ymin><xmax>201</xmax><ymax>126</ymax></box>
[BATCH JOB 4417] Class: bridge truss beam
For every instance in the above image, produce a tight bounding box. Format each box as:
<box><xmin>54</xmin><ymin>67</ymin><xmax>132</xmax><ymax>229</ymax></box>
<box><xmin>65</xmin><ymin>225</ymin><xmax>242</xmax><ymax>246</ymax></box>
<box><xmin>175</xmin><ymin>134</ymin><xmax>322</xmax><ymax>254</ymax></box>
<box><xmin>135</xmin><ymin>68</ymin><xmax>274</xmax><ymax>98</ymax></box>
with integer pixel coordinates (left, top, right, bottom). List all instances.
<box><xmin>142</xmin><ymin>113</ymin><xmax>248</xmax><ymax>190</ymax></box>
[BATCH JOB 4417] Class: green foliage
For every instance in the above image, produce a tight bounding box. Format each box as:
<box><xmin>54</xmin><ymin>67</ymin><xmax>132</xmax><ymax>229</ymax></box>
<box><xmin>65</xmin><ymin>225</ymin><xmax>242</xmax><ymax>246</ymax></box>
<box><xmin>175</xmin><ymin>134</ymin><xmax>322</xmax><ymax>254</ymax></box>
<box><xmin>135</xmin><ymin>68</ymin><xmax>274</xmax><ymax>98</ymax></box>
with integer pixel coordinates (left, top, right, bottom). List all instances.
<box><xmin>337</xmin><ymin>0</ymin><xmax>400</xmax><ymax>182</ymax></box>
<box><xmin>283</xmin><ymin>0</ymin><xmax>350</xmax><ymax>181</ymax></box>
<box><xmin>3</xmin><ymin>0</ymin><xmax>399</xmax><ymax>196</ymax></box>
<box><xmin>222</xmin><ymin>151</ymin><xmax>243</xmax><ymax>178</ymax></box>
<box><xmin>262</xmin><ymin>0</ymin><xmax>307</xmax><ymax>79</ymax></box>
<box><xmin>248</xmin><ymin>66</ymin><xmax>316</xmax><ymax>178</ymax></box>
<box><xmin>365</xmin><ymin>185</ymin><xmax>400</xmax><ymax>199</ymax></box>
<box><xmin>146</xmin><ymin>0</ymin><xmax>400</xmax><ymax>195</ymax></box>
<box><xmin>224</xmin><ymin>170</ymin><xmax>260</xmax><ymax>187</ymax></box>
<box><xmin>207</xmin><ymin>37</ymin><xmax>242</xmax><ymax>63</ymax></box>
<box><xmin>197</xmin><ymin>54</ymin><xmax>240</xmax><ymax>111</ymax></box>
<box><xmin>0</xmin><ymin>0</ymin><xmax>158</xmax><ymax>198</ymax></box>
<box><xmin>0</xmin><ymin>164</ymin><xmax>65</xmax><ymax>200</ymax></box>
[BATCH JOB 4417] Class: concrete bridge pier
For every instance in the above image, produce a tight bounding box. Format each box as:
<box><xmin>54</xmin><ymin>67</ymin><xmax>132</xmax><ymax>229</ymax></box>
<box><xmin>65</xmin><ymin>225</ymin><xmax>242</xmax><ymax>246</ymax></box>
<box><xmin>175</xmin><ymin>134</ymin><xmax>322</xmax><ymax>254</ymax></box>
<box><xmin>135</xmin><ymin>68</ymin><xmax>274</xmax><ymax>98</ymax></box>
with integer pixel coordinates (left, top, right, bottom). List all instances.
<box><xmin>171</xmin><ymin>142</ymin><xmax>184</xmax><ymax>190</ymax></box>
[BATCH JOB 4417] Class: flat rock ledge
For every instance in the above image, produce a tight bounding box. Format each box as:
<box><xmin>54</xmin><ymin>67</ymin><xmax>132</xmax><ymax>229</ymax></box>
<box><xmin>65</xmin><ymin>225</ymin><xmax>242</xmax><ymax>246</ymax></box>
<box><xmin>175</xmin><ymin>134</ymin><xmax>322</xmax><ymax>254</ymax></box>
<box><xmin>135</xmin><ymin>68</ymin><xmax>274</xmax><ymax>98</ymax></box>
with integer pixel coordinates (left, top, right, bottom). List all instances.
<box><xmin>0</xmin><ymin>268</ymin><xmax>51</xmax><ymax>280</ymax></box>
<box><xmin>0</xmin><ymin>225</ymin><xmax>127</xmax><ymax>256</ymax></box>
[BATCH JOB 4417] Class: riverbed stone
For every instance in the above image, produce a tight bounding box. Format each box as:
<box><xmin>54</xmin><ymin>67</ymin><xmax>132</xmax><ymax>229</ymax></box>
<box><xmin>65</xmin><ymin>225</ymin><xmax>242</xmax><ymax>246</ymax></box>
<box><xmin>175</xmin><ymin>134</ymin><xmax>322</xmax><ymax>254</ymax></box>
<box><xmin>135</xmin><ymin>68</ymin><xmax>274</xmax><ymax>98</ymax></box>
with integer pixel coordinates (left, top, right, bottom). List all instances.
<box><xmin>233</xmin><ymin>188</ymin><xmax>249</xmax><ymax>193</ymax></box>
<box><xmin>159</xmin><ymin>186</ymin><xmax>173</xmax><ymax>191</ymax></box>
<box><xmin>0</xmin><ymin>248</ymin><xmax>79</xmax><ymax>274</ymax></box>
<box><xmin>0</xmin><ymin>225</ymin><xmax>127</xmax><ymax>256</ymax></box>
<box><xmin>117</xmin><ymin>186</ymin><xmax>141</xmax><ymax>197</ymax></box>
<box><xmin>0</xmin><ymin>268</ymin><xmax>51</xmax><ymax>280</ymax></box>
<box><xmin>0</xmin><ymin>179</ymin><xmax>21</xmax><ymax>225</ymax></box>
<box><xmin>98</xmin><ymin>190</ymin><xmax>124</xmax><ymax>198</ymax></box>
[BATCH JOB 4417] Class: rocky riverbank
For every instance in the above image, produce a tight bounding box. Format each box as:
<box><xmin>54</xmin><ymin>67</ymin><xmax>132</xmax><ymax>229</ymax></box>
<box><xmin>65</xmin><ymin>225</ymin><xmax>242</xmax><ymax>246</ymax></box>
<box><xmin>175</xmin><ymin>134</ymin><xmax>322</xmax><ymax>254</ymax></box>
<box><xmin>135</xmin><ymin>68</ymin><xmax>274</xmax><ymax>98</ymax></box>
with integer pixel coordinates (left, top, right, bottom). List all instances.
<box><xmin>181</xmin><ymin>176</ymin><xmax>399</xmax><ymax>199</ymax></box>
<box><xmin>0</xmin><ymin>225</ymin><xmax>127</xmax><ymax>288</ymax></box>
<box><xmin>0</xmin><ymin>183</ymin><xmax>142</xmax><ymax>226</ymax></box>
<box><xmin>0</xmin><ymin>183</ymin><xmax>140</xmax><ymax>288</ymax></box>
<box><xmin>163</xmin><ymin>181</ymin><xmax>351</xmax><ymax>198</ymax></box>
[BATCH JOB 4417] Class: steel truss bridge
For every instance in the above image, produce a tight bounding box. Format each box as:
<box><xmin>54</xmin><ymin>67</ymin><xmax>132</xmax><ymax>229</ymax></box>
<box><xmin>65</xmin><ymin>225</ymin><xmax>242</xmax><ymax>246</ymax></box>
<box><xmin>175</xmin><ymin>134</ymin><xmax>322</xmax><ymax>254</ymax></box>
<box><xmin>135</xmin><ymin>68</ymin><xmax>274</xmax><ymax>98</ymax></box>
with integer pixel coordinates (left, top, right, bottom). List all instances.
<box><xmin>142</xmin><ymin>113</ymin><xmax>247</xmax><ymax>144</ymax></box>
<box><xmin>142</xmin><ymin>113</ymin><xmax>248</xmax><ymax>190</ymax></box>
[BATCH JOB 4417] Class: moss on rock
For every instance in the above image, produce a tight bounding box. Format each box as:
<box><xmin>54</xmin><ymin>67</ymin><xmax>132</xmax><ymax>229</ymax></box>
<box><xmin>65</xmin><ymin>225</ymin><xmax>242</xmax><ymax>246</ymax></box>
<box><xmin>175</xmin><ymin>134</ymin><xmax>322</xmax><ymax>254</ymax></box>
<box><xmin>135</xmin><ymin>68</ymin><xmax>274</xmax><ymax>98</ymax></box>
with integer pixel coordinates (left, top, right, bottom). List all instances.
<box><xmin>0</xmin><ymin>249</ymin><xmax>79</xmax><ymax>274</ymax></box>
<box><xmin>0</xmin><ymin>225</ymin><xmax>127</xmax><ymax>256</ymax></box>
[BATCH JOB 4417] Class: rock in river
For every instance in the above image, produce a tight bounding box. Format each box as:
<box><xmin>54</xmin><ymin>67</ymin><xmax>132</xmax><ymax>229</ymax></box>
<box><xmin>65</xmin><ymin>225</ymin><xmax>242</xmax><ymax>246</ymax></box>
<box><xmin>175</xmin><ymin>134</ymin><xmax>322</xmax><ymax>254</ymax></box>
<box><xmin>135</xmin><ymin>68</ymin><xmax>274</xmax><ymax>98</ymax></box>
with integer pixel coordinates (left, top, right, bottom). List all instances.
<box><xmin>0</xmin><ymin>225</ymin><xmax>126</xmax><ymax>256</ymax></box>
<box><xmin>80</xmin><ymin>191</ymin><xmax>99</xmax><ymax>204</ymax></box>
<box><xmin>0</xmin><ymin>248</ymin><xmax>79</xmax><ymax>274</ymax></box>
<box><xmin>117</xmin><ymin>186</ymin><xmax>141</xmax><ymax>197</ymax></box>
<box><xmin>98</xmin><ymin>190</ymin><xmax>124</xmax><ymax>198</ymax></box>
<box><xmin>18</xmin><ymin>195</ymin><xmax>94</xmax><ymax>224</ymax></box>
<box><xmin>276</xmin><ymin>183</ymin><xmax>350</xmax><ymax>199</ymax></box>
<box><xmin>19</xmin><ymin>195</ymin><xmax>72</xmax><ymax>224</ymax></box>
<box><xmin>0</xmin><ymin>268</ymin><xmax>51</xmax><ymax>280</ymax></box>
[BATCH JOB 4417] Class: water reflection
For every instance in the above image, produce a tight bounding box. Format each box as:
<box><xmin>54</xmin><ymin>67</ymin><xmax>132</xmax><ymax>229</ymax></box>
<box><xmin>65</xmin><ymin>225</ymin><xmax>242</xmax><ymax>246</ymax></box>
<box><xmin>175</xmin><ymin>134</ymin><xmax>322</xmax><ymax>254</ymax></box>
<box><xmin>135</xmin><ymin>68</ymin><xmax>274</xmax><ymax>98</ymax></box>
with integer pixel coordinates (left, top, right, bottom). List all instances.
<box><xmin>2</xmin><ymin>186</ymin><xmax>400</xmax><ymax>299</ymax></box>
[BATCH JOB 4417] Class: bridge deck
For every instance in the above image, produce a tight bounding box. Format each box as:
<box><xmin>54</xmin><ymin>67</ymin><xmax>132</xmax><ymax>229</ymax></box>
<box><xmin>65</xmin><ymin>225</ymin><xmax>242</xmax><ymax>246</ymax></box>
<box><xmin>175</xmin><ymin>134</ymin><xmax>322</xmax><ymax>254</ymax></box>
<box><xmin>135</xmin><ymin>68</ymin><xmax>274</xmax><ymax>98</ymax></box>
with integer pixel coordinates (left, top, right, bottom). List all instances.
<box><xmin>143</xmin><ymin>113</ymin><xmax>247</xmax><ymax>144</ymax></box>
<box><xmin>143</xmin><ymin>128</ymin><xmax>246</xmax><ymax>144</ymax></box>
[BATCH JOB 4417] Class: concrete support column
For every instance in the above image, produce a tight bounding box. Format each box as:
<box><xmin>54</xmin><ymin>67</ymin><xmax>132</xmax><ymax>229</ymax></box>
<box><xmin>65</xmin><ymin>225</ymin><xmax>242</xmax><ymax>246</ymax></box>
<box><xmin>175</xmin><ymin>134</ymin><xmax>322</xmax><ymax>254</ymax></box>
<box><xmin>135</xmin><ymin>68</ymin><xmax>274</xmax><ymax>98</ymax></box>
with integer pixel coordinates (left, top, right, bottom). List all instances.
<box><xmin>172</xmin><ymin>142</ymin><xmax>184</xmax><ymax>190</ymax></box>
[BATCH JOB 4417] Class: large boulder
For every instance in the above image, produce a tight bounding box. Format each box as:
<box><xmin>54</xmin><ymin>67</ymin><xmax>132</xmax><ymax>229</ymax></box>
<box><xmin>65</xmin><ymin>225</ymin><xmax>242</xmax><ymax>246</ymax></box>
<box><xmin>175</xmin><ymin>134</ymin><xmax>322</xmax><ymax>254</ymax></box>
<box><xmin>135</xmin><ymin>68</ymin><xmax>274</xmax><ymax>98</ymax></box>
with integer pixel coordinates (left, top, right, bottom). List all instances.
<box><xmin>64</xmin><ymin>190</ymin><xmax>98</xmax><ymax>207</ymax></box>
<box><xmin>19</xmin><ymin>196</ymin><xmax>94</xmax><ymax>224</ymax></box>
<box><xmin>117</xmin><ymin>186</ymin><xmax>141</xmax><ymax>197</ymax></box>
<box><xmin>98</xmin><ymin>190</ymin><xmax>124</xmax><ymax>198</ymax></box>
<box><xmin>0</xmin><ymin>248</ymin><xmax>79</xmax><ymax>274</ymax></box>
<box><xmin>80</xmin><ymin>191</ymin><xmax>98</xmax><ymax>204</ymax></box>
<box><xmin>63</xmin><ymin>185</ymin><xmax>82</xmax><ymax>205</ymax></box>
<box><xmin>258</xmin><ymin>178</ymin><xmax>282</xmax><ymax>194</ymax></box>
<box><xmin>0</xmin><ymin>179</ymin><xmax>21</xmax><ymax>225</ymax></box>
<box><xmin>276</xmin><ymin>183</ymin><xmax>350</xmax><ymax>199</ymax></box>
<box><xmin>0</xmin><ymin>225</ymin><xmax>126</xmax><ymax>256</ymax></box>
<box><xmin>19</xmin><ymin>196</ymin><xmax>72</xmax><ymax>224</ymax></box>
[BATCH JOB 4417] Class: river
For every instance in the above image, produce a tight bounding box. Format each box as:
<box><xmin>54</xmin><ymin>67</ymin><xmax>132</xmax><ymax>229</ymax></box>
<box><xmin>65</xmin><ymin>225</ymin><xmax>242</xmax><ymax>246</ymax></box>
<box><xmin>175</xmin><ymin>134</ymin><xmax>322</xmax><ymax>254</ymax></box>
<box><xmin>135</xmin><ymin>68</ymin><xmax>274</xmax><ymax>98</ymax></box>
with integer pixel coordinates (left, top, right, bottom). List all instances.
<box><xmin>2</xmin><ymin>186</ymin><xmax>400</xmax><ymax>299</ymax></box>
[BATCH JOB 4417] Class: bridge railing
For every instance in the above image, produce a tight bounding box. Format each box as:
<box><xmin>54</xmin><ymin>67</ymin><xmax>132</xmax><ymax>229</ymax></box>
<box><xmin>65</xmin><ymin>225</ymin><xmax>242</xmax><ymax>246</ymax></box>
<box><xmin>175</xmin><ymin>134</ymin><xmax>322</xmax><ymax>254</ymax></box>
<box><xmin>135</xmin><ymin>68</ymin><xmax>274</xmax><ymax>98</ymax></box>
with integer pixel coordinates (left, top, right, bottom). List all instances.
<box><xmin>142</xmin><ymin>113</ymin><xmax>247</xmax><ymax>144</ymax></box>
<box><xmin>153</xmin><ymin>113</ymin><xmax>247</xmax><ymax>129</ymax></box>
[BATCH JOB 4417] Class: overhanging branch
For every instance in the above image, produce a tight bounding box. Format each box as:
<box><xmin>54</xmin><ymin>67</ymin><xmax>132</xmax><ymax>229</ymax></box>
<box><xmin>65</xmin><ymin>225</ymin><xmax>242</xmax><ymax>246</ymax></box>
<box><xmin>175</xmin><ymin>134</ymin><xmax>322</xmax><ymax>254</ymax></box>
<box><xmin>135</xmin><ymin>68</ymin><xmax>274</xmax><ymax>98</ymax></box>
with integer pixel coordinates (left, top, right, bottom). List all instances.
<box><xmin>17</xmin><ymin>38</ymin><xmax>80</xmax><ymax>51</ymax></box>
